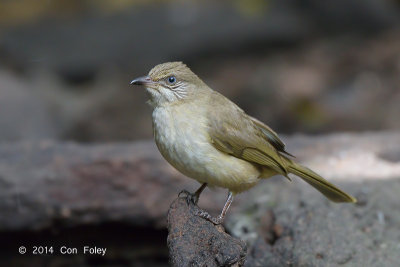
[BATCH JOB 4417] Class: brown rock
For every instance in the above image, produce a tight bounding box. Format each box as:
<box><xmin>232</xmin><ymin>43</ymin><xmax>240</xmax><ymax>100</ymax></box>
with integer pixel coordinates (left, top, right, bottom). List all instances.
<box><xmin>167</xmin><ymin>197</ymin><xmax>246</xmax><ymax>267</ymax></box>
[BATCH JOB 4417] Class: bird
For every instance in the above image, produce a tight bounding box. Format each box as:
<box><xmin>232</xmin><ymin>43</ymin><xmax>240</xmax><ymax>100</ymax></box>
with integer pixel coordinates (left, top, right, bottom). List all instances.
<box><xmin>130</xmin><ymin>61</ymin><xmax>356</xmax><ymax>224</ymax></box>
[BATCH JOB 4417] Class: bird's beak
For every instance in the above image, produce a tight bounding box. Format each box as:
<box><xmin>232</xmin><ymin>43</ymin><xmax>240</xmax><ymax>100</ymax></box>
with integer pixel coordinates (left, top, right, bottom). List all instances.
<box><xmin>130</xmin><ymin>76</ymin><xmax>154</xmax><ymax>86</ymax></box>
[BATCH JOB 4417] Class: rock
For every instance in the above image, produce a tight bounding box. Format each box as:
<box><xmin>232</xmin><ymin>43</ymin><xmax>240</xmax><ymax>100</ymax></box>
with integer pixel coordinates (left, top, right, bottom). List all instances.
<box><xmin>244</xmin><ymin>238</ymin><xmax>287</xmax><ymax>267</ymax></box>
<box><xmin>0</xmin><ymin>132</ymin><xmax>399</xmax><ymax>266</ymax></box>
<box><xmin>167</xmin><ymin>197</ymin><xmax>246</xmax><ymax>267</ymax></box>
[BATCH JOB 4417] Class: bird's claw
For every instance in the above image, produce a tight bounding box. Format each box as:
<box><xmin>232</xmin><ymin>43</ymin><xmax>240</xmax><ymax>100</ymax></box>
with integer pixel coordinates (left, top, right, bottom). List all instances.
<box><xmin>179</xmin><ymin>188</ymin><xmax>222</xmax><ymax>224</ymax></box>
<box><xmin>178</xmin><ymin>189</ymin><xmax>191</xmax><ymax>198</ymax></box>
<box><xmin>194</xmin><ymin>209</ymin><xmax>223</xmax><ymax>225</ymax></box>
<box><xmin>178</xmin><ymin>189</ymin><xmax>199</xmax><ymax>205</ymax></box>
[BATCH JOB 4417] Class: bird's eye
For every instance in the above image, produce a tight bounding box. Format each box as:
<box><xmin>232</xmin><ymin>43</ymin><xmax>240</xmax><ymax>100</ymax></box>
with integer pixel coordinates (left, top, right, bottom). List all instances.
<box><xmin>167</xmin><ymin>76</ymin><xmax>176</xmax><ymax>84</ymax></box>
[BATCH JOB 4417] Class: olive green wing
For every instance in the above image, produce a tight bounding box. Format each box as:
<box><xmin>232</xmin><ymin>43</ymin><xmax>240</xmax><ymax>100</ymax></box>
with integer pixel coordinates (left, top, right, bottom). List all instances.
<box><xmin>250</xmin><ymin>116</ymin><xmax>294</xmax><ymax>157</ymax></box>
<box><xmin>207</xmin><ymin>106</ymin><xmax>288</xmax><ymax>176</ymax></box>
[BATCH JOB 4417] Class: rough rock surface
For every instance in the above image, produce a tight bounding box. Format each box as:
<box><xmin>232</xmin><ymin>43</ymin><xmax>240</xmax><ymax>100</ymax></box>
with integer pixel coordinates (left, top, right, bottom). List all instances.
<box><xmin>0</xmin><ymin>132</ymin><xmax>399</xmax><ymax>266</ymax></box>
<box><xmin>167</xmin><ymin>197</ymin><xmax>246</xmax><ymax>267</ymax></box>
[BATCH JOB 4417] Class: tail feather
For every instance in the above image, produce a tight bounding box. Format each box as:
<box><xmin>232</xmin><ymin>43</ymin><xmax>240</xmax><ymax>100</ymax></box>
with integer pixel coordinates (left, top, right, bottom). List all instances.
<box><xmin>287</xmin><ymin>162</ymin><xmax>356</xmax><ymax>203</ymax></box>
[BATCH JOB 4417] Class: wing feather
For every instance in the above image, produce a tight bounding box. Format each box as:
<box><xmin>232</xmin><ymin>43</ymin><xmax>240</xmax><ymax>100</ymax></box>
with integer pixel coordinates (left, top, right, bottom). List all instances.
<box><xmin>250</xmin><ymin>116</ymin><xmax>294</xmax><ymax>157</ymax></box>
<box><xmin>207</xmin><ymin>91</ymin><xmax>289</xmax><ymax>175</ymax></box>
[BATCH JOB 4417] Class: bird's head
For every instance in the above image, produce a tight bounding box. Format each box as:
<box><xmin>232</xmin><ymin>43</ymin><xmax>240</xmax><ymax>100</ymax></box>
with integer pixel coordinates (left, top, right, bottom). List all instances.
<box><xmin>130</xmin><ymin>62</ymin><xmax>207</xmax><ymax>107</ymax></box>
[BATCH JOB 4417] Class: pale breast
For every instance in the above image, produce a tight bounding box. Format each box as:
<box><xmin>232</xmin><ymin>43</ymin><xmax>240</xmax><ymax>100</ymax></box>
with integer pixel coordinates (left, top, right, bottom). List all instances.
<box><xmin>152</xmin><ymin>104</ymin><xmax>261</xmax><ymax>192</ymax></box>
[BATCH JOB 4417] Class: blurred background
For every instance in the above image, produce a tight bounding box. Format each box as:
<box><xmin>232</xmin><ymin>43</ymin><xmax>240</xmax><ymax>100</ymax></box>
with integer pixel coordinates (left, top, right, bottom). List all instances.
<box><xmin>1</xmin><ymin>0</ymin><xmax>400</xmax><ymax>266</ymax></box>
<box><xmin>1</xmin><ymin>0</ymin><xmax>400</xmax><ymax>142</ymax></box>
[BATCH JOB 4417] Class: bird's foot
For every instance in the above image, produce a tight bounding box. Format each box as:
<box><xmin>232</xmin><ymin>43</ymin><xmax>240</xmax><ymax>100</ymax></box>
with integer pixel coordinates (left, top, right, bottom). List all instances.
<box><xmin>193</xmin><ymin>209</ymin><xmax>223</xmax><ymax>225</ymax></box>
<box><xmin>178</xmin><ymin>189</ymin><xmax>200</xmax><ymax>205</ymax></box>
<box><xmin>178</xmin><ymin>188</ymin><xmax>222</xmax><ymax>224</ymax></box>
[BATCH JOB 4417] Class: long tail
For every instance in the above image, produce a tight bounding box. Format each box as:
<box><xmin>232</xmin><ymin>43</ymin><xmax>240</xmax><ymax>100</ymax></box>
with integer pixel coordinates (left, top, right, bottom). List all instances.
<box><xmin>287</xmin><ymin>162</ymin><xmax>356</xmax><ymax>203</ymax></box>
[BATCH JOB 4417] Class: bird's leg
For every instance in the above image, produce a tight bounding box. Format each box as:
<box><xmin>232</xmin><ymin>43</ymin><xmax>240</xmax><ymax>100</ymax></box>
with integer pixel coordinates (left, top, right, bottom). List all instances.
<box><xmin>214</xmin><ymin>191</ymin><xmax>234</xmax><ymax>224</ymax></box>
<box><xmin>192</xmin><ymin>183</ymin><xmax>207</xmax><ymax>204</ymax></box>
<box><xmin>178</xmin><ymin>183</ymin><xmax>207</xmax><ymax>205</ymax></box>
<box><xmin>195</xmin><ymin>191</ymin><xmax>234</xmax><ymax>225</ymax></box>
